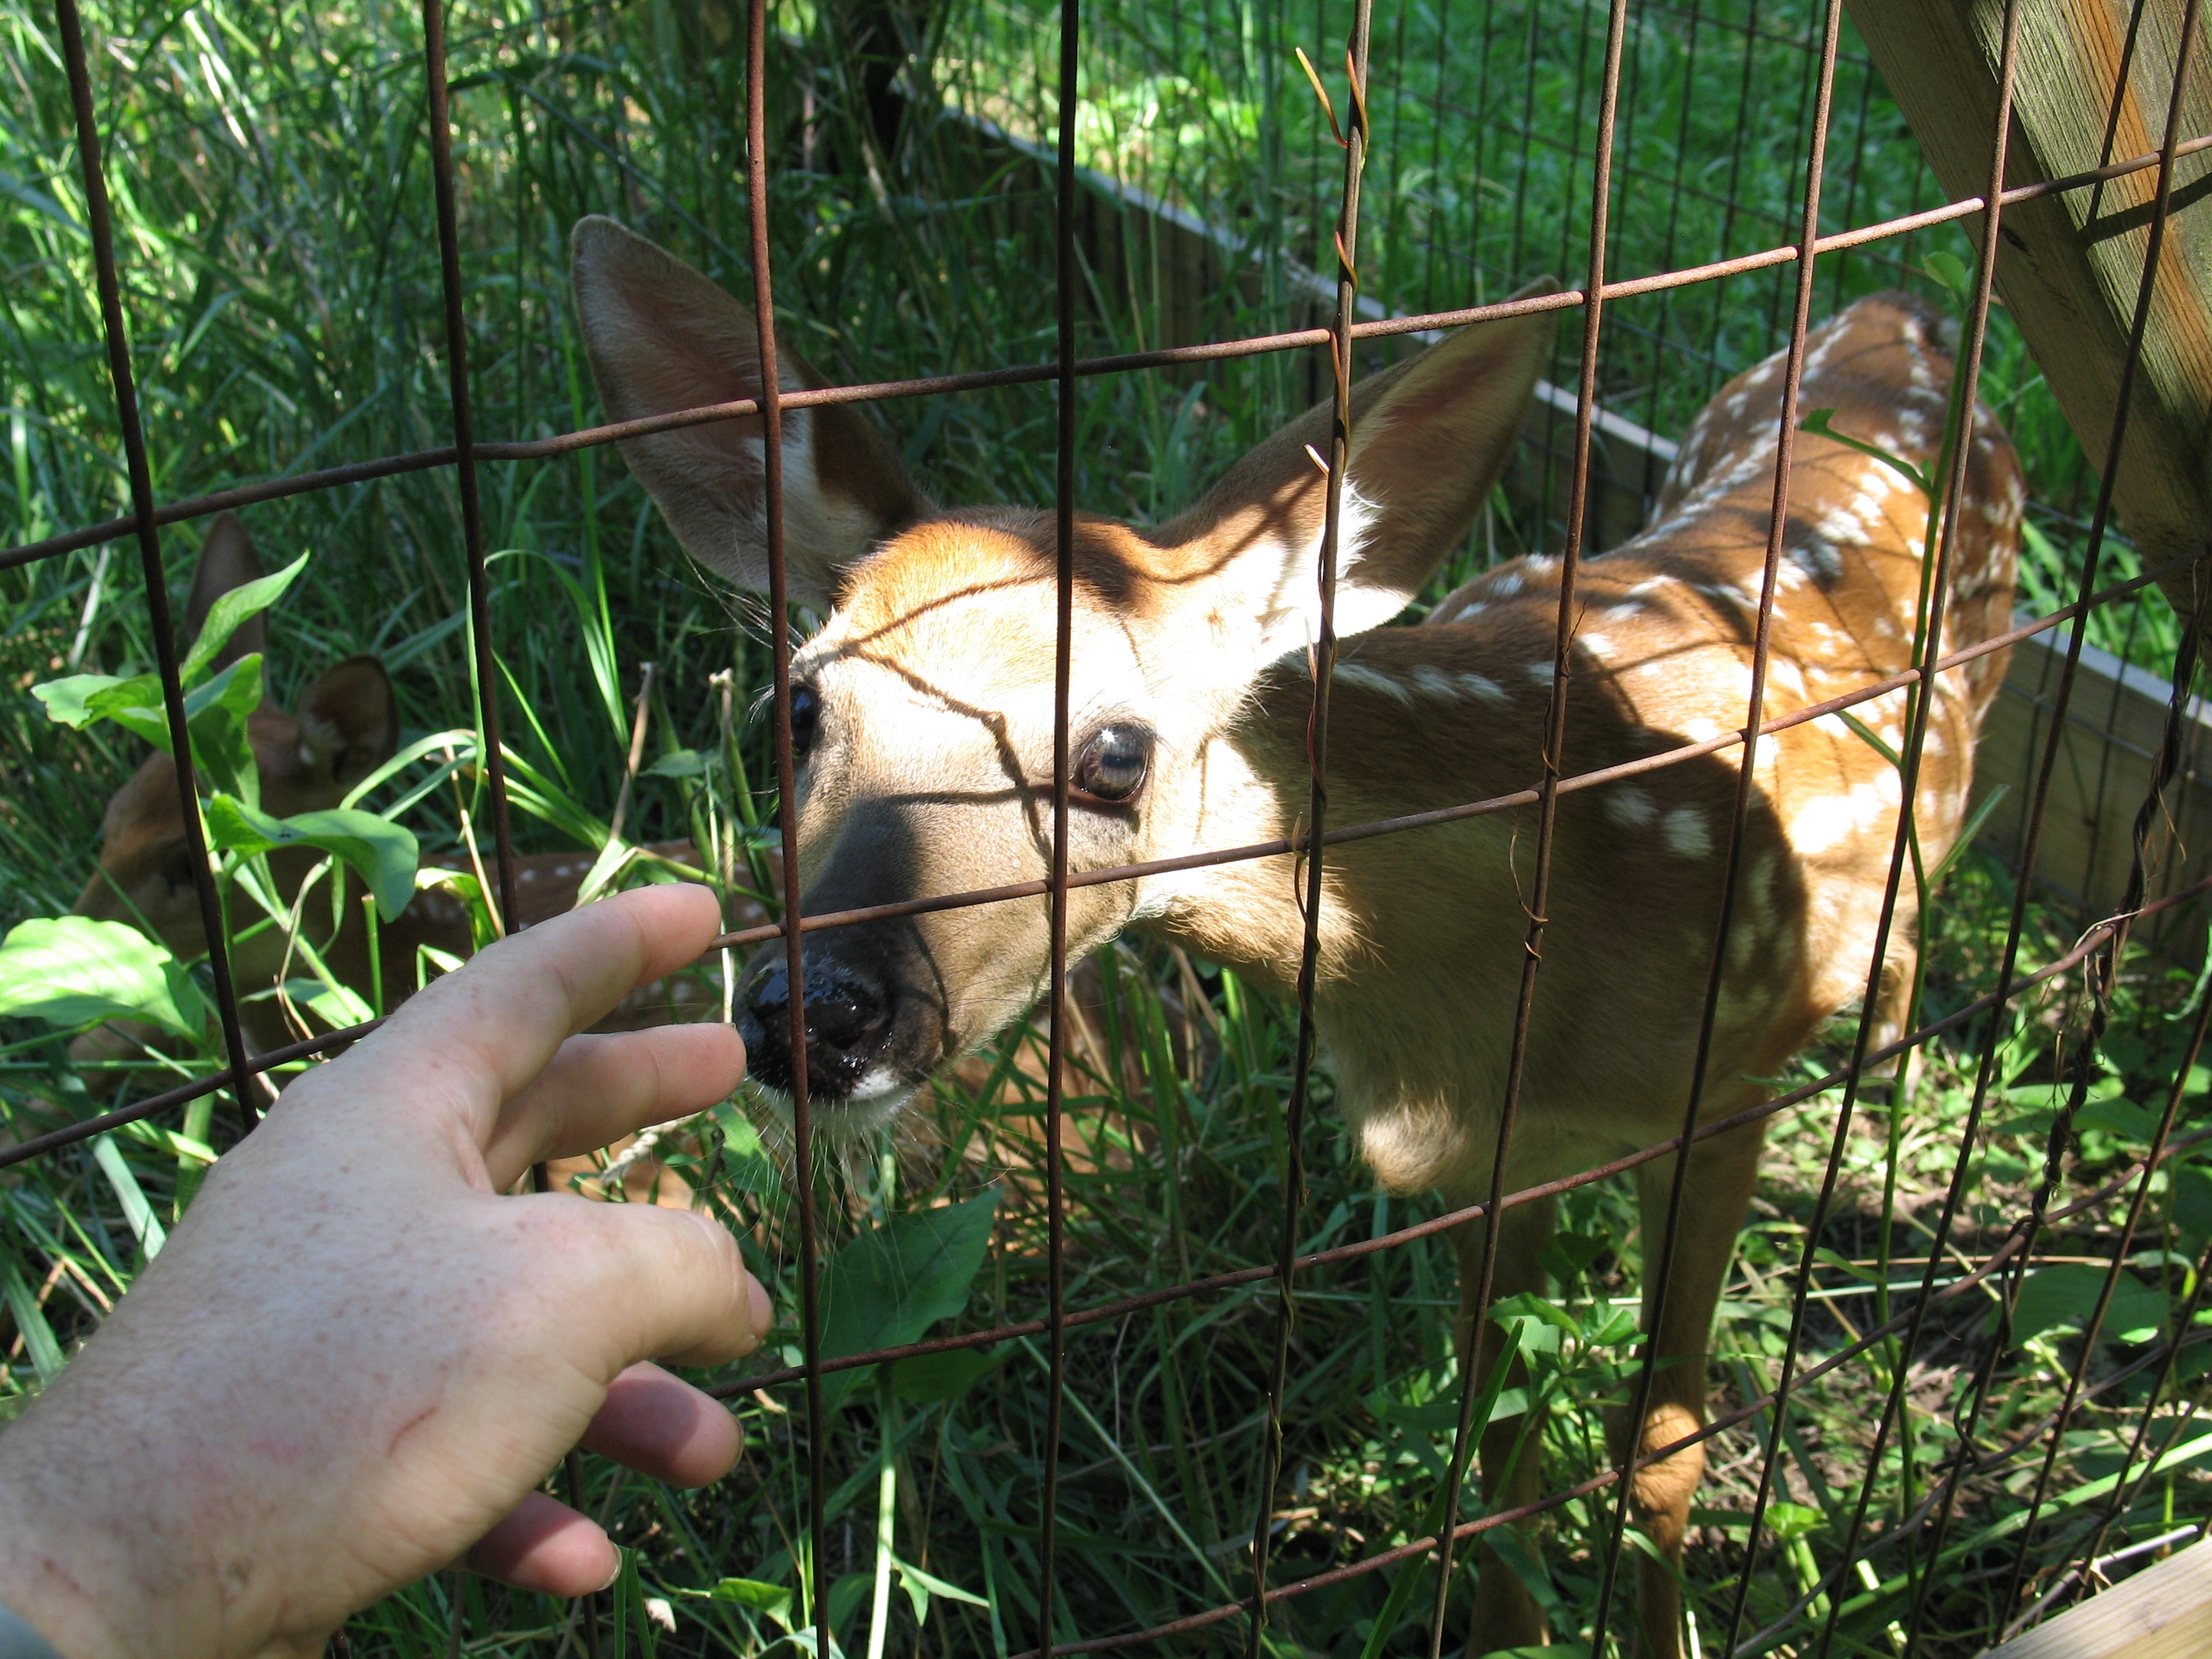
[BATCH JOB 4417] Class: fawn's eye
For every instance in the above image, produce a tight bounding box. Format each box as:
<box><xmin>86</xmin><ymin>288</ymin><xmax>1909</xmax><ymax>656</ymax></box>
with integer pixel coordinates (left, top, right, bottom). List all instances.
<box><xmin>1071</xmin><ymin>724</ymin><xmax>1153</xmax><ymax>806</ymax></box>
<box><xmin>783</xmin><ymin>683</ymin><xmax>820</xmax><ymax>761</ymax></box>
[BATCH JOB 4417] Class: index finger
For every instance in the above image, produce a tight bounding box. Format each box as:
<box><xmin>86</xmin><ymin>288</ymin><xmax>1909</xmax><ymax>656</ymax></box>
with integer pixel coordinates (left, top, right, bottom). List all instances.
<box><xmin>334</xmin><ymin>882</ymin><xmax>727</xmax><ymax>1137</ymax></box>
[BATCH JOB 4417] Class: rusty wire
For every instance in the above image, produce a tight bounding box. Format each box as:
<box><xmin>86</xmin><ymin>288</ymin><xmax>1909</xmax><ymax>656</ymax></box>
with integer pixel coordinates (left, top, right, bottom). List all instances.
<box><xmin>1804</xmin><ymin>5</ymin><xmax>2206</xmax><ymax>1650</ymax></box>
<box><xmin>1721</xmin><ymin>0</ymin><xmax>2023</xmax><ymax>1645</ymax></box>
<box><xmin>1033</xmin><ymin>0</ymin><xmax>1080</xmax><ymax>1641</ymax></box>
<box><xmin>1241</xmin><ymin>10</ymin><xmax>1374</xmax><ymax>1654</ymax></box>
<box><xmin>4</xmin><ymin>134</ymin><xmax>2208</xmax><ymax>579</ymax></box>
<box><xmin>1610</xmin><ymin>0</ymin><xmax>1848</xmax><ymax>1647</ymax></box>
<box><xmin>737</xmin><ymin>0</ymin><xmax>832</xmax><ymax>1650</ymax></box>
<box><xmin>12</xmin><ymin>4</ymin><xmax>2212</xmax><ymax>1655</ymax></box>
<box><xmin>50</xmin><ymin>0</ymin><xmax>260</xmax><ymax>1131</ymax></box>
<box><xmin>2</xmin><ymin>550</ymin><xmax>2198</xmax><ymax>1184</ymax></box>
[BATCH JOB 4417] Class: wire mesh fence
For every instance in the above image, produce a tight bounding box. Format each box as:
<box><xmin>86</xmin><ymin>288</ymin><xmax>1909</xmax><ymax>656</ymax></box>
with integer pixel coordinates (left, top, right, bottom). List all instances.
<box><xmin>4</xmin><ymin>1</ymin><xmax>2211</xmax><ymax>1655</ymax></box>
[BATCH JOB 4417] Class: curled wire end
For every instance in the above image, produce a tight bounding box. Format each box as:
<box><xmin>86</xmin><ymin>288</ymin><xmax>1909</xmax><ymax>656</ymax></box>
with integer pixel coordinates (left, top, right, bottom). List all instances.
<box><xmin>1293</xmin><ymin>46</ymin><xmax>1347</xmax><ymax>148</ymax></box>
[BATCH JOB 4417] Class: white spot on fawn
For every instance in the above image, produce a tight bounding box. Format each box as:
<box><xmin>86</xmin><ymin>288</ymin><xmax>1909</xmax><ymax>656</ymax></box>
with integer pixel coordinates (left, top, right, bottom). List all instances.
<box><xmin>1606</xmin><ymin>786</ymin><xmax>1657</xmax><ymax>827</ymax></box>
<box><xmin>1663</xmin><ymin>806</ymin><xmax>1714</xmax><ymax>858</ymax></box>
<box><xmin>1334</xmin><ymin>663</ymin><xmax>1414</xmax><ymax>705</ymax></box>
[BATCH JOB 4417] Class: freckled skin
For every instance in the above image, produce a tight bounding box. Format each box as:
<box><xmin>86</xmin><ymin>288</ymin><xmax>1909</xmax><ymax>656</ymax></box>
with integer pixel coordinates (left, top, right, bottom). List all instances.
<box><xmin>0</xmin><ymin>889</ymin><xmax>773</xmax><ymax>1659</ymax></box>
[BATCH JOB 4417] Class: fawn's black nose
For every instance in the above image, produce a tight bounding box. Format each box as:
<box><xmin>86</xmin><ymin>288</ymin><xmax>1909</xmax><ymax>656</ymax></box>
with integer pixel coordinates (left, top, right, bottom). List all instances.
<box><xmin>738</xmin><ymin>961</ymin><xmax>896</xmax><ymax>1099</ymax></box>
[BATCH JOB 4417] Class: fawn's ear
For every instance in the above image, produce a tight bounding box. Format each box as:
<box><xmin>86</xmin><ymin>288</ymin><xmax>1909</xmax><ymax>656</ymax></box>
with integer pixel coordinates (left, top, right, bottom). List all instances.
<box><xmin>571</xmin><ymin>215</ymin><xmax>930</xmax><ymax>609</ymax></box>
<box><xmin>185</xmin><ymin>512</ymin><xmax>268</xmax><ymax>672</ymax></box>
<box><xmin>1156</xmin><ymin>289</ymin><xmax>1555</xmax><ymax>651</ymax></box>
<box><xmin>294</xmin><ymin>656</ymin><xmax>398</xmax><ymax>788</ymax></box>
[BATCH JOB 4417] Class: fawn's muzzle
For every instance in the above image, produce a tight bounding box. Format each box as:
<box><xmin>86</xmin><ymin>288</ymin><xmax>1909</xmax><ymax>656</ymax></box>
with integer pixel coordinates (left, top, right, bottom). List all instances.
<box><xmin>738</xmin><ymin>960</ymin><xmax>902</xmax><ymax>1102</ymax></box>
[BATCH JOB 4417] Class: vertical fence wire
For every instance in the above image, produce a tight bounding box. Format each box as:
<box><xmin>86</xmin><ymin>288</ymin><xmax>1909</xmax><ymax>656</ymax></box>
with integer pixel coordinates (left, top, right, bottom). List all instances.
<box><xmin>52</xmin><ymin>0</ymin><xmax>261</xmax><ymax>1132</ymax></box>
<box><xmin>1714</xmin><ymin>1</ymin><xmax>2022</xmax><ymax>1648</ymax></box>
<box><xmin>1591</xmin><ymin>0</ymin><xmax>1839</xmax><ymax>1644</ymax></box>
<box><xmin>742</xmin><ymin>4</ymin><xmax>832</xmax><ymax>1653</ymax></box>
<box><xmin>1979</xmin><ymin>4</ymin><xmax>2206</xmax><ymax>1627</ymax></box>
<box><xmin>417</xmin><ymin>3</ymin><xmax>560</xmax><ymax>1644</ymax></box>
<box><xmin>1244</xmin><ymin>10</ymin><xmax>1372</xmax><ymax>1652</ymax></box>
<box><xmin>418</xmin><ymin>0</ymin><xmax>519</xmax><ymax>934</ymax></box>
<box><xmin>18</xmin><ymin>6</ymin><xmax>2212</xmax><ymax>1653</ymax></box>
<box><xmin>1809</xmin><ymin>5</ymin><xmax>2198</xmax><ymax>1650</ymax></box>
<box><xmin>1033</xmin><ymin>0</ymin><xmax>1079</xmax><ymax>1642</ymax></box>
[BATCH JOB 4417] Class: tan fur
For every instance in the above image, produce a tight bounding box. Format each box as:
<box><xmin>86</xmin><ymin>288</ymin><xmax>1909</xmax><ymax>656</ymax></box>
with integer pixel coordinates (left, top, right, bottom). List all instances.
<box><xmin>574</xmin><ymin>215</ymin><xmax>2020</xmax><ymax>1659</ymax></box>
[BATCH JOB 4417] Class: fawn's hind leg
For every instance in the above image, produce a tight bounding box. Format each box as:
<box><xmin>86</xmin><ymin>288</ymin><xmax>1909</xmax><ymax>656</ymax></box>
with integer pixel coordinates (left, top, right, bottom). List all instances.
<box><xmin>1453</xmin><ymin>1194</ymin><xmax>1557</xmax><ymax>1657</ymax></box>
<box><xmin>1609</xmin><ymin>1117</ymin><xmax>1766</xmax><ymax>1659</ymax></box>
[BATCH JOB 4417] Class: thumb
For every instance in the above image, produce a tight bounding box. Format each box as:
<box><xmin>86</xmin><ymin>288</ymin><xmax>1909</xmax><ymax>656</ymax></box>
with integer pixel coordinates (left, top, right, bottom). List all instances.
<box><xmin>575</xmin><ymin>1202</ymin><xmax>772</xmax><ymax>1370</ymax></box>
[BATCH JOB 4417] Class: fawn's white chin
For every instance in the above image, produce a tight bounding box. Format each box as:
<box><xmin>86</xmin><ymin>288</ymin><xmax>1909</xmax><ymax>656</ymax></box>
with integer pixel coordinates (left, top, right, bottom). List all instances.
<box><xmin>755</xmin><ymin>1071</ymin><xmax>919</xmax><ymax>1136</ymax></box>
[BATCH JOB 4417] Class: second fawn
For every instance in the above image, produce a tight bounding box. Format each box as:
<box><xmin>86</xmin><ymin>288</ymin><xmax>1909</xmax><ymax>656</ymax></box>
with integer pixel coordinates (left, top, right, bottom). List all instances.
<box><xmin>575</xmin><ymin>214</ymin><xmax>2020</xmax><ymax>1658</ymax></box>
<box><xmin>73</xmin><ymin>513</ymin><xmax>724</xmax><ymax>1065</ymax></box>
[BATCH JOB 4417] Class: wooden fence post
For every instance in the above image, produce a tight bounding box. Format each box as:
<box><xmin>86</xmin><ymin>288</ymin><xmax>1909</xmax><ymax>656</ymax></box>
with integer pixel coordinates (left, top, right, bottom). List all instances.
<box><xmin>1846</xmin><ymin>0</ymin><xmax>2212</xmax><ymax>618</ymax></box>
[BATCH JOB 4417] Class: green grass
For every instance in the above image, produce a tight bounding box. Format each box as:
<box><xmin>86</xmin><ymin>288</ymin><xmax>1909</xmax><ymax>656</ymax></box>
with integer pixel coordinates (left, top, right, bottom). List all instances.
<box><xmin>4</xmin><ymin>2</ymin><xmax>2211</xmax><ymax>1656</ymax></box>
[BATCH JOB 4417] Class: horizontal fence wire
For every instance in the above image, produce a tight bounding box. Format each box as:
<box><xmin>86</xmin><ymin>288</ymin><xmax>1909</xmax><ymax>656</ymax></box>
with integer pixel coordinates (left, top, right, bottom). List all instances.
<box><xmin>4</xmin><ymin>550</ymin><xmax>2195</xmax><ymax>1181</ymax></box>
<box><xmin>10</xmin><ymin>4</ymin><xmax>2210</xmax><ymax>1655</ymax></box>
<box><xmin>1</xmin><ymin>130</ymin><xmax>2206</xmax><ymax>575</ymax></box>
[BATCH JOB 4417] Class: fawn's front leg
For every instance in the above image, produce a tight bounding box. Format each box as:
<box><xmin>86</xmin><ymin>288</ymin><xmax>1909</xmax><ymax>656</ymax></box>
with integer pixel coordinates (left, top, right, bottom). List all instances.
<box><xmin>1611</xmin><ymin>1117</ymin><xmax>1766</xmax><ymax>1658</ymax></box>
<box><xmin>1454</xmin><ymin>1193</ymin><xmax>1557</xmax><ymax>1657</ymax></box>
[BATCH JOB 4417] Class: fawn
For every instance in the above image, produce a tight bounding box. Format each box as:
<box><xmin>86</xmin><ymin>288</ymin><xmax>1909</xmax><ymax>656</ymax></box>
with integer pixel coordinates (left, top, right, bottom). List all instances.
<box><xmin>572</xmin><ymin>214</ymin><xmax>2020</xmax><ymax>1655</ymax></box>
<box><xmin>72</xmin><ymin>513</ymin><xmax>722</xmax><ymax>1073</ymax></box>
<box><xmin>72</xmin><ymin>518</ymin><xmax>1151</xmax><ymax>1194</ymax></box>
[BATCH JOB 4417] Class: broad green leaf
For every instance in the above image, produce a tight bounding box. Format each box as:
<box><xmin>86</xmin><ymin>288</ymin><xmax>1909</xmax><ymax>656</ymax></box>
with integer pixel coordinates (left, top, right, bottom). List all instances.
<box><xmin>894</xmin><ymin>1557</ymin><xmax>987</xmax><ymax>1627</ymax></box>
<box><xmin>2008</xmin><ymin>1263</ymin><xmax>2167</xmax><ymax>1345</ymax></box>
<box><xmin>181</xmin><ymin>656</ymin><xmax>265</xmax><ymax>797</ymax></box>
<box><xmin>2175</xmin><ymin>1165</ymin><xmax>2212</xmax><ymax>1246</ymax></box>
<box><xmin>1764</xmin><ymin>1501</ymin><xmax>1825</xmax><ymax>1542</ymax></box>
<box><xmin>2074</xmin><ymin>1097</ymin><xmax>2155</xmax><ymax>1143</ymax></box>
<box><xmin>1923</xmin><ymin>251</ymin><xmax>1973</xmax><ymax>305</ymax></box>
<box><xmin>827</xmin><ymin>1573</ymin><xmax>871</xmax><ymax>1635</ymax></box>
<box><xmin>646</xmin><ymin>747</ymin><xmax>709</xmax><ymax>778</ymax></box>
<box><xmin>818</xmin><ymin>1192</ymin><xmax>999</xmax><ymax>1412</ymax></box>
<box><xmin>32</xmin><ymin>670</ymin><xmax>137</xmax><ymax>728</ymax></box>
<box><xmin>890</xmin><ymin>1344</ymin><xmax>1007</xmax><ymax>1403</ymax></box>
<box><xmin>705</xmin><ymin>1578</ymin><xmax>791</xmax><ymax>1631</ymax></box>
<box><xmin>202</xmin><ymin>796</ymin><xmax>419</xmax><ymax>920</ymax></box>
<box><xmin>35</xmin><ymin>656</ymin><xmax>265</xmax><ymax>798</ymax></box>
<box><xmin>181</xmin><ymin>552</ymin><xmax>308</xmax><ymax>680</ymax></box>
<box><xmin>0</xmin><ymin>915</ymin><xmax>207</xmax><ymax>1038</ymax></box>
<box><xmin>305</xmin><ymin>980</ymin><xmax>377</xmax><ymax>1030</ymax></box>
<box><xmin>711</xmin><ymin>1105</ymin><xmax>782</xmax><ymax>1197</ymax></box>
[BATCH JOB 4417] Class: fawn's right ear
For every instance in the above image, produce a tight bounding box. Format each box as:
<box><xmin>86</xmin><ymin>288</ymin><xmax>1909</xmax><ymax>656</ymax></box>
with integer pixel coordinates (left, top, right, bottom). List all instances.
<box><xmin>293</xmin><ymin>655</ymin><xmax>399</xmax><ymax>790</ymax></box>
<box><xmin>571</xmin><ymin>216</ymin><xmax>931</xmax><ymax>609</ymax></box>
<box><xmin>184</xmin><ymin>512</ymin><xmax>267</xmax><ymax>673</ymax></box>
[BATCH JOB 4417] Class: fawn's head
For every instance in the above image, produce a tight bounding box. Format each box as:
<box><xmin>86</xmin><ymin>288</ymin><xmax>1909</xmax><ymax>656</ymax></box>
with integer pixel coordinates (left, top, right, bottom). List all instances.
<box><xmin>573</xmin><ymin>216</ymin><xmax>1550</xmax><ymax>1123</ymax></box>
<box><xmin>76</xmin><ymin>513</ymin><xmax>400</xmax><ymax>962</ymax></box>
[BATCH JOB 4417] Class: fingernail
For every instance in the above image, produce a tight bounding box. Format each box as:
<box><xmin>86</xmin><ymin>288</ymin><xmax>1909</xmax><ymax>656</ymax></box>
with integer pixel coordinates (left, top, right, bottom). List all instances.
<box><xmin>595</xmin><ymin>1552</ymin><xmax>624</xmax><ymax>1594</ymax></box>
<box><xmin>747</xmin><ymin>1274</ymin><xmax>774</xmax><ymax>1341</ymax></box>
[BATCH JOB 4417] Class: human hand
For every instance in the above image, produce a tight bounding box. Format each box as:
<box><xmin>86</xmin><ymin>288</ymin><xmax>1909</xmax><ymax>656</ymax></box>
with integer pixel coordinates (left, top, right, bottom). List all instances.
<box><xmin>0</xmin><ymin>883</ymin><xmax>768</xmax><ymax>1659</ymax></box>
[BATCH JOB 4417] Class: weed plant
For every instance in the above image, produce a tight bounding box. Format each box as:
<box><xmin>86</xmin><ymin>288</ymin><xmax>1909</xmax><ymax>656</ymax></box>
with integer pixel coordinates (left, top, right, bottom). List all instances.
<box><xmin>2</xmin><ymin>2</ymin><xmax>2208</xmax><ymax>1655</ymax></box>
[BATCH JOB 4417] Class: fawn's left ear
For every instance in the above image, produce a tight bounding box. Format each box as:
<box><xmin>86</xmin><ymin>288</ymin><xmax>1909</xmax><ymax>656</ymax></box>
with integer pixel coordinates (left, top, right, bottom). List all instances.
<box><xmin>1157</xmin><ymin>287</ymin><xmax>1555</xmax><ymax>651</ymax></box>
<box><xmin>572</xmin><ymin>215</ymin><xmax>930</xmax><ymax>609</ymax></box>
<box><xmin>294</xmin><ymin>656</ymin><xmax>398</xmax><ymax>788</ymax></box>
<box><xmin>184</xmin><ymin>513</ymin><xmax>269</xmax><ymax>673</ymax></box>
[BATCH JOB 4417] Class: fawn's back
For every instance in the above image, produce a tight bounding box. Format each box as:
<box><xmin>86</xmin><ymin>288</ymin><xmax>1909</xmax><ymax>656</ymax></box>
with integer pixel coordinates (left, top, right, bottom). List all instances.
<box><xmin>1284</xmin><ymin>295</ymin><xmax>2021</xmax><ymax>1196</ymax></box>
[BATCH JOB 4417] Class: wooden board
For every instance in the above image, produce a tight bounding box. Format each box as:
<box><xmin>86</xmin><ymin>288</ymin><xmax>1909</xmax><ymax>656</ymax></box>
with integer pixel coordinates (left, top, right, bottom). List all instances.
<box><xmin>1976</xmin><ymin>619</ymin><xmax>2212</xmax><ymax>959</ymax></box>
<box><xmin>1846</xmin><ymin>0</ymin><xmax>2212</xmax><ymax>619</ymax></box>
<box><xmin>1984</xmin><ymin>1534</ymin><xmax>2212</xmax><ymax>1658</ymax></box>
